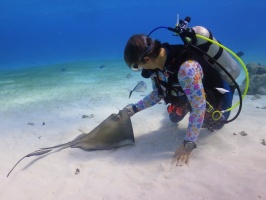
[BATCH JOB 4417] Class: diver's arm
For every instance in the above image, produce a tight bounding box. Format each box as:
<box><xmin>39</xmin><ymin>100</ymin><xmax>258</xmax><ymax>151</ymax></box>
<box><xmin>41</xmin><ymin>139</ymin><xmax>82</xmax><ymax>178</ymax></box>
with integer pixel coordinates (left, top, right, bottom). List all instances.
<box><xmin>126</xmin><ymin>76</ymin><xmax>162</xmax><ymax>117</ymax></box>
<box><xmin>178</xmin><ymin>61</ymin><xmax>206</xmax><ymax>142</ymax></box>
<box><xmin>133</xmin><ymin>77</ymin><xmax>162</xmax><ymax>112</ymax></box>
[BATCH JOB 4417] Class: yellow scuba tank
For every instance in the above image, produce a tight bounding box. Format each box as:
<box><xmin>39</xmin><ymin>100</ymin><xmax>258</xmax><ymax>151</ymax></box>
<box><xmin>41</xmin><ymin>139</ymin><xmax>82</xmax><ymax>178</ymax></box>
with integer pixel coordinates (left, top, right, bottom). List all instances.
<box><xmin>192</xmin><ymin>26</ymin><xmax>241</xmax><ymax>86</ymax></box>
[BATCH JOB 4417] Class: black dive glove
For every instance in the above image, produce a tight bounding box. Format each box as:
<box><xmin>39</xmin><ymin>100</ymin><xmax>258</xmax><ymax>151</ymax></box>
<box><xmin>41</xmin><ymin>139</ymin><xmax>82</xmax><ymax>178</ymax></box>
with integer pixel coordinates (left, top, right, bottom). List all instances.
<box><xmin>125</xmin><ymin>104</ymin><xmax>138</xmax><ymax>117</ymax></box>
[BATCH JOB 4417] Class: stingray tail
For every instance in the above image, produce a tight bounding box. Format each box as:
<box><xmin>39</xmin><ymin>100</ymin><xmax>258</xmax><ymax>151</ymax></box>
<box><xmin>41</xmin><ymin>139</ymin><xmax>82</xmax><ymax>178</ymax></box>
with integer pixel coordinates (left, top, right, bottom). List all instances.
<box><xmin>40</xmin><ymin>133</ymin><xmax>87</xmax><ymax>151</ymax></box>
<box><xmin>7</xmin><ymin>133</ymin><xmax>87</xmax><ymax>177</ymax></box>
<box><xmin>7</xmin><ymin>149</ymin><xmax>52</xmax><ymax>177</ymax></box>
<box><xmin>40</xmin><ymin>142</ymin><xmax>73</xmax><ymax>150</ymax></box>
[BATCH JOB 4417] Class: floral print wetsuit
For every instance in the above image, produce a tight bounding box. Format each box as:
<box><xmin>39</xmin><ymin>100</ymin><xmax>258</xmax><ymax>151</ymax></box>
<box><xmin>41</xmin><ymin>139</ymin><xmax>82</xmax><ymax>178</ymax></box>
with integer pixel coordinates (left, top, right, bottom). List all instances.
<box><xmin>133</xmin><ymin>60</ymin><xmax>206</xmax><ymax>142</ymax></box>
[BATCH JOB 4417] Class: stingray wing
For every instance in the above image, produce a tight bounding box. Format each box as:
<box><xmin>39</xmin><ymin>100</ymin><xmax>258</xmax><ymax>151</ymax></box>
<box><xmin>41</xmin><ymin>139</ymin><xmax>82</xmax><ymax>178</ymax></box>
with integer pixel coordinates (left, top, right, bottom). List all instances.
<box><xmin>71</xmin><ymin>109</ymin><xmax>135</xmax><ymax>150</ymax></box>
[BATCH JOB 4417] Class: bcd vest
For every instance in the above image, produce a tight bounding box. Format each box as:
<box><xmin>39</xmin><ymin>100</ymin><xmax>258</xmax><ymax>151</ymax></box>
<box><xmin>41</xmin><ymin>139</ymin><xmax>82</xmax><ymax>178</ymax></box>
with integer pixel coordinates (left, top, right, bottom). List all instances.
<box><xmin>141</xmin><ymin>43</ymin><xmax>225</xmax><ymax>109</ymax></box>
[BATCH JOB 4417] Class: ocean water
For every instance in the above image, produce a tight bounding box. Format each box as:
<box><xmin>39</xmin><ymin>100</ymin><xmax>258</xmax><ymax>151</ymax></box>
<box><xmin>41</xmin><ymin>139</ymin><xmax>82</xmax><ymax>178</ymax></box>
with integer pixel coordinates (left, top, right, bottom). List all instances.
<box><xmin>0</xmin><ymin>0</ymin><xmax>265</xmax><ymax>110</ymax></box>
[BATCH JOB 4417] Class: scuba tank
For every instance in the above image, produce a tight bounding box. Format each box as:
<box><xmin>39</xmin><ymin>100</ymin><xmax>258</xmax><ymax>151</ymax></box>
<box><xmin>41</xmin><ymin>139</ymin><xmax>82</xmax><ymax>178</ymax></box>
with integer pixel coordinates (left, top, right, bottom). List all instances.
<box><xmin>145</xmin><ymin>15</ymin><xmax>249</xmax><ymax>126</ymax></box>
<box><xmin>192</xmin><ymin>26</ymin><xmax>241</xmax><ymax>86</ymax></box>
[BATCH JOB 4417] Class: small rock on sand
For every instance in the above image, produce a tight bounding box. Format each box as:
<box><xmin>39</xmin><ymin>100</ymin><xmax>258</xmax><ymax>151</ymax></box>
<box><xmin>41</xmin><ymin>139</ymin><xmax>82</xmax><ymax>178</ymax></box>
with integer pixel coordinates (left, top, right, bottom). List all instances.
<box><xmin>82</xmin><ymin>114</ymin><xmax>95</xmax><ymax>119</ymax></box>
<box><xmin>239</xmin><ymin>131</ymin><xmax>248</xmax><ymax>136</ymax></box>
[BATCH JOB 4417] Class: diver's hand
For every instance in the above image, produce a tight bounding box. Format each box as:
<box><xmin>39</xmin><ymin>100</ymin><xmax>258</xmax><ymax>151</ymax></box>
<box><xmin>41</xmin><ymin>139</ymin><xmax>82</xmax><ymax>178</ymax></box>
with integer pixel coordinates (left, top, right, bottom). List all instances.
<box><xmin>125</xmin><ymin>104</ymin><xmax>138</xmax><ymax>117</ymax></box>
<box><xmin>172</xmin><ymin>145</ymin><xmax>193</xmax><ymax>166</ymax></box>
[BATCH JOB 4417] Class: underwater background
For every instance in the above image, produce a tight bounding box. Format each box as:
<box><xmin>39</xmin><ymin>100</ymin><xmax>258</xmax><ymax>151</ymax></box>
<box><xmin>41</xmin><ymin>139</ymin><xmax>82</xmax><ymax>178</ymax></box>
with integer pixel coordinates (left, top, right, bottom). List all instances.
<box><xmin>0</xmin><ymin>0</ymin><xmax>265</xmax><ymax>111</ymax></box>
<box><xmin>1</xmin><ymin>0</ymin><xmax>265</xmax><ymax>69</ymax></box>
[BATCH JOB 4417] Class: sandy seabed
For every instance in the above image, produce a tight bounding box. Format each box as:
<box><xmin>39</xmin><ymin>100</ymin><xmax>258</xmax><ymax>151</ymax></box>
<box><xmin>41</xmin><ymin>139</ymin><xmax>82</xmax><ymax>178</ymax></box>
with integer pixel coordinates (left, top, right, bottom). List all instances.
<box><xmin>0</xmin><ymin>61</ymin><xmax>265</xmax><ymax>200</ymax></box>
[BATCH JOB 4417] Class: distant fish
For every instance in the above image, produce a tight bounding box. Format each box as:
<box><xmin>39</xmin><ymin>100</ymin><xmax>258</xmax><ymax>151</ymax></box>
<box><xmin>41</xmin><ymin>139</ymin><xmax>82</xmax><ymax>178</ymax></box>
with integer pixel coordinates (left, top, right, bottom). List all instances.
<box><xmin>236</xmin><ymin>51</ymin><xmax>244</xmax><ymax>57</ymax></box>
<box><xmin>99</xmin><ymin>65</ymin><xmax>105</xmax><ymax>69</ymax></box>
<box><xmin>129</xmin><ymin>81</ymin><xmax>147</xmax><ymax>98</ymax></box>
<box><xmin>126</xmin><ymin>73</ymin><xmax>132</xmax><ymax>78</ymax></box>
<box><xmin>215</xmin><ymin>87</ymin><xmax>229</xmax><ymax>94</ymax></box>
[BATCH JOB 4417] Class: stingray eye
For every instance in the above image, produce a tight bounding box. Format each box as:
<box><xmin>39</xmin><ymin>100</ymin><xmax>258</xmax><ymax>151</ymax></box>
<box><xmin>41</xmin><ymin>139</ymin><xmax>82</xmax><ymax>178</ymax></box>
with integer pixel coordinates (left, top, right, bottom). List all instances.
<box><xmin>113</xmin><ymin>114</ymin><xmax>120</xmax><ymax>121</ymax></box>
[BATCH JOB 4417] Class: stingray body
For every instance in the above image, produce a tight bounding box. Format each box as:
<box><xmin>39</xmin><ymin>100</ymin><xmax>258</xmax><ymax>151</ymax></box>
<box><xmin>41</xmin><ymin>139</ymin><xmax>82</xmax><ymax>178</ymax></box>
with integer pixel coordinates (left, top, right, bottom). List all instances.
<box><xmin>7</xmin><ymin>108</ymin><xmax>134</xmax><ymax>177</ymax></box>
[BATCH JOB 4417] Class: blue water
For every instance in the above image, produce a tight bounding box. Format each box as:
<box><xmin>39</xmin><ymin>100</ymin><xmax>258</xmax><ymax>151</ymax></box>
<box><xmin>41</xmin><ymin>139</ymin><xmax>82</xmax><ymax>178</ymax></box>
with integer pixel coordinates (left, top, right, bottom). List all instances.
<box><xmin>0</xmin><ymin>0</ymin><xmax>265</xmax><ymax>69</ymax></box>
<box><xmin>0</xmin><ymin>0</ymin><xmax>265</xmax><ymax>111</ymax></box>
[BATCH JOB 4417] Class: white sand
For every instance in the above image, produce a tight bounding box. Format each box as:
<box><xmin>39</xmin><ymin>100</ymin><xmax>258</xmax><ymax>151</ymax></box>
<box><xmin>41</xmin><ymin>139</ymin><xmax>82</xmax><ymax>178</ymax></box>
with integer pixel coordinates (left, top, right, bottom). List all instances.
<box><xmin>0</xmin><ymin>62</ymin><xmax>266</xmax><ymax>200</ymax></box>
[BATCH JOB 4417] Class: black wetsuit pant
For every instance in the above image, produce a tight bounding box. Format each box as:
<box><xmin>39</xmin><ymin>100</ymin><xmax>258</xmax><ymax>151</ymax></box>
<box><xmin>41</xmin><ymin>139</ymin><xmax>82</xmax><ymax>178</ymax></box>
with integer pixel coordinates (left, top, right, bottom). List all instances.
<box><xmin>168</xmin><ymin>80</ymin><xmax>234</xmax><ymax>130</ymax></box>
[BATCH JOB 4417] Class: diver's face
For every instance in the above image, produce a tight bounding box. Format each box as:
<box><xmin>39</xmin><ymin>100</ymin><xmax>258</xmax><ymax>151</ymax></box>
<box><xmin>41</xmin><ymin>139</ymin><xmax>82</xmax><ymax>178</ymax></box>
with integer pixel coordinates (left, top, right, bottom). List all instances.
<box><xmin>130</xmin><ymin>47</ymin><xmax>166</xmax><ymax>71</ymax></box>
<box><xmin>138</xmin><ymin>57</ymin><xmax>158</xmax><ymax>70</ymax></box>
<box><xmin>130</xmin><ymin>57</ymin><xmax>156</xmax><ymax>71</ymax></box>
<box><xmin>134</xmin><ymin>48</ymin><xmax>166</xmax><ymax>71</ymax></box>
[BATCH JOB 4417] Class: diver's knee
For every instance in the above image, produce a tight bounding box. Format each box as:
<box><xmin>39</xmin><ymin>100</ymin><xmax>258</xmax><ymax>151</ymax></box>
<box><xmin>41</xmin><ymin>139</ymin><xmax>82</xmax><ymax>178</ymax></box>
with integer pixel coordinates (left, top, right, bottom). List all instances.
<box><xmin>169</xmin><ymin>113</ymin><xmax>183</xmax><ymax>123</ymax></box>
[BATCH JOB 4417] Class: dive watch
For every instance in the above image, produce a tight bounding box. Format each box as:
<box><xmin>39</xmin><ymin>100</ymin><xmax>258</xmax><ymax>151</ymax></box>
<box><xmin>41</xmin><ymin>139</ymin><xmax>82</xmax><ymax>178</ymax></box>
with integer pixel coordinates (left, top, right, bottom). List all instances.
<box><xmin>183</xmin><ymin>140</ymin><xmax>197</xmax><ymax>151</ymax></box>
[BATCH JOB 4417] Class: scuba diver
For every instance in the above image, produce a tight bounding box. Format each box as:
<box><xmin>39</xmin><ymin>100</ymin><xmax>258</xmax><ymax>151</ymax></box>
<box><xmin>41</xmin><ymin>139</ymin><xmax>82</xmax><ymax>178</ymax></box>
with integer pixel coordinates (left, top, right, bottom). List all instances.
<box><xmin>123</xmin><ymin>16</ymin><xmax>247</xmax><ymax>166</ymax></box>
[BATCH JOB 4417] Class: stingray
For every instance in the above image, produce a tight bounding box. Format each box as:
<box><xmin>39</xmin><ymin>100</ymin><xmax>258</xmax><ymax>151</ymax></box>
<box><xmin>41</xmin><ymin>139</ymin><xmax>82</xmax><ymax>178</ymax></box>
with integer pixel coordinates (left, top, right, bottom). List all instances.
<box><xmin>7</xmin><ymin>108</ymin><xmax>135</xmax><ymax>177</ymax></box>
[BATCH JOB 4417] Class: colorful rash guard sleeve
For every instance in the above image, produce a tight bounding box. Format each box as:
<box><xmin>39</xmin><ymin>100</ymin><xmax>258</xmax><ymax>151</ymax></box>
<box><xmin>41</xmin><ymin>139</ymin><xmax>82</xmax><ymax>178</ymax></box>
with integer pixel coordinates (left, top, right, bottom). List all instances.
<box><xmin>178</xmin><ymin>61</ymin><xmax>206</xmax><ymax>142</ymax></box>
<box><xmin>134</xmin><ymin>77</ymin><xmax>163</xmax><ymax>111</ymax></box>
<box><xmin>134</xmin><ymin>60</ymin><xmax>206</xmax><ymax>142</ymax></box>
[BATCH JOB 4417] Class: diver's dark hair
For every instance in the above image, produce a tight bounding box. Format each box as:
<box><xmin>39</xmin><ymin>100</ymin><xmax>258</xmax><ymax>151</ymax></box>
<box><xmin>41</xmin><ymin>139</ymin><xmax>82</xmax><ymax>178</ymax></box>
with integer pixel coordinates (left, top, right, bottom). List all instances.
<box><xmin>124</xmin><ymin>34</ymin><xmax>162</xmax><ymax>67</ymax></box>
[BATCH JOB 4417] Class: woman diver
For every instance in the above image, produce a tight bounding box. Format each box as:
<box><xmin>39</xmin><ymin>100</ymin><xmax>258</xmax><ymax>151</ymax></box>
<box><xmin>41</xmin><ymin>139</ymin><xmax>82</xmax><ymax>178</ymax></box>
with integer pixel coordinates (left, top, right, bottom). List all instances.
<box><xmin>123</xmin><ymin>24</ymin><xmax>241</xmax><ymax>166</ymax></box>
